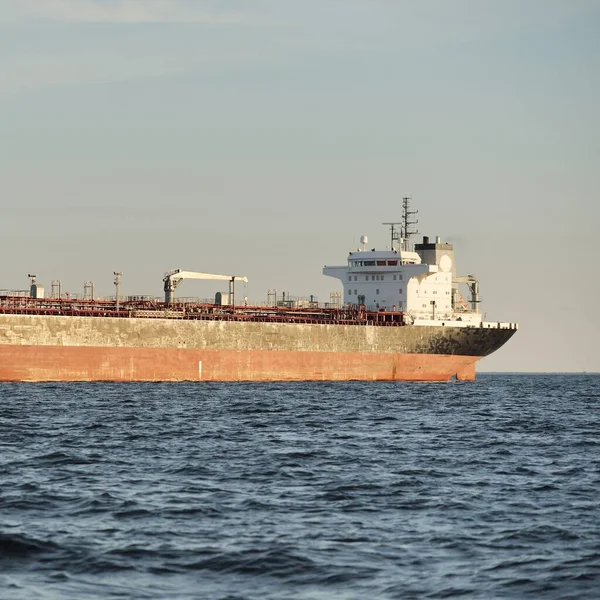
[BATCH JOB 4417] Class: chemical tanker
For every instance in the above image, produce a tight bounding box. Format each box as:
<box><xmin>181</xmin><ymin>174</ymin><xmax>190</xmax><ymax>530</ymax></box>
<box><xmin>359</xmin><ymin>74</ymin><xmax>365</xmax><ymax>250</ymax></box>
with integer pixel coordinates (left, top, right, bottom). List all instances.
<box><xmin>0</xmin><ymin>202</ymin><xmax>517</xmax><ymax>382</ymax></box>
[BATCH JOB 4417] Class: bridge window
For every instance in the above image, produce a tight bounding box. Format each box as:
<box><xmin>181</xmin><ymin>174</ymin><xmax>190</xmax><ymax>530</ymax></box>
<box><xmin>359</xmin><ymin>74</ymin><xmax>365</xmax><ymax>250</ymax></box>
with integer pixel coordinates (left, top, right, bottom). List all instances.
<box><xmin>388</xmin><ymin>260</ymin><xmax>398</xmax><ymax>266</ymax></box>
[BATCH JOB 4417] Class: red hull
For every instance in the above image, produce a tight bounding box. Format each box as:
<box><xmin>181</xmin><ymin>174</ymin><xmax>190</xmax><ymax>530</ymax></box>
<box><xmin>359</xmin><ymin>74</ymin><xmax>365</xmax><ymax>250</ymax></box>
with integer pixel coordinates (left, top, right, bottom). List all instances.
<box><xmin>0</xmin><ymin>345</ymin><xmax>477</xmax><ymax>382</ymax></box>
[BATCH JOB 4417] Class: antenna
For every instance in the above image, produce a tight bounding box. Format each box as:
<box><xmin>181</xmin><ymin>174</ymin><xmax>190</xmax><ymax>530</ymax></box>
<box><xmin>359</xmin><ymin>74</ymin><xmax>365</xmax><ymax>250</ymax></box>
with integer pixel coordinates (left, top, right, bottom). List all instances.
<box><xmin>382</xmin><ymin>222</ymin><xmax>401</xmax><ymax>251</ymax></box>
<box><xmin>402</xmin><ymin>196</ymin><xmax>418</xmax><ymax>251</ymax></box>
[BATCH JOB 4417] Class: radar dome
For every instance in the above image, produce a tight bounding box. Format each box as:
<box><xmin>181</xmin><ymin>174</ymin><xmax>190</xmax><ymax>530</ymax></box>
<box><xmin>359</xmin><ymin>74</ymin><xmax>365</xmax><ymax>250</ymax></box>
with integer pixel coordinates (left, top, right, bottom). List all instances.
<box><xmin>360</xmin><ymin>235</ymin><xmax>368</xmax><ymax>245</ymax></box>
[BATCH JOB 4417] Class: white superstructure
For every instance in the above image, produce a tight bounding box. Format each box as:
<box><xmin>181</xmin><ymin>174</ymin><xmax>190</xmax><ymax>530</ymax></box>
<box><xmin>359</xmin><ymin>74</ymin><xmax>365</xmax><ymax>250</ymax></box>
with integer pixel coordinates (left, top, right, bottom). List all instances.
<box><xmin>323</xmin><ymin>207</ymin><xmax>484</xmax><ymax>325</ymax></box>
<box><xmin>324</xmin><ymin>246</ymin><xmax>466</xmax><ymax>319</ymax></box>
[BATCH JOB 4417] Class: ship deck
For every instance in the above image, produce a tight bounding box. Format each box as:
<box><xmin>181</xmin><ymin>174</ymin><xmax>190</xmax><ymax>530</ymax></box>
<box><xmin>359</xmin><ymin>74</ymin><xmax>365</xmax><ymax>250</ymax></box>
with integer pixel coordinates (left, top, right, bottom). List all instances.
<box><xmin>0</xmin><ymin>294</ymin><xmax>407</xmax><ymax>326</ymax></box>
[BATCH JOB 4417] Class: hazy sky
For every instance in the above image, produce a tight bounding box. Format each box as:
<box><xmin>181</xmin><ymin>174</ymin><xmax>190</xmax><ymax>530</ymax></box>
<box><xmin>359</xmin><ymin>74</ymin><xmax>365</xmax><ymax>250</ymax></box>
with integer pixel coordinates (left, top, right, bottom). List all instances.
<box><xmin>1</xmin><ymin>0</ymin><xmax>598</xmax><ymax>372</ymax></box>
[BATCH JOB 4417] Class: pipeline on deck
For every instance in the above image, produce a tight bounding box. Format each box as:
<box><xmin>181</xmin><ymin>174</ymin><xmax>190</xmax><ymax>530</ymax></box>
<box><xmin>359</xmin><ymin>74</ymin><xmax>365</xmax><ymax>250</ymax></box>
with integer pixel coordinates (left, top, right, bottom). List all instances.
<box><xmin>0</xmin><ymin>294</ymin><xmax>407</xmax><ymax>326</ymax></box>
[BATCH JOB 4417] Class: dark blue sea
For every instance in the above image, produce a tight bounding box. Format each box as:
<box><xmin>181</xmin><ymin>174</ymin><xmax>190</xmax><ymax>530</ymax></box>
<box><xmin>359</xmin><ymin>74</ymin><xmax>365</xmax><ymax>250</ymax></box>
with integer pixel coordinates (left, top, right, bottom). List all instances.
<box><xmin>1</xmin><ymin>374</ymin><xmax>599</xmax><ymax>600</ymax></box>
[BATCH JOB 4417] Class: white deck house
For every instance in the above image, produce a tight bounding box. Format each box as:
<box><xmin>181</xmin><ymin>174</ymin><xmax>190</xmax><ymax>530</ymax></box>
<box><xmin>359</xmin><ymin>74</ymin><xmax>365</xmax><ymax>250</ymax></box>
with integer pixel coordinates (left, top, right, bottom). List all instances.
<box><xmin>323</xmin><ymin>237</ymin><xmax>483</xmax><ymax>325</ymax></box>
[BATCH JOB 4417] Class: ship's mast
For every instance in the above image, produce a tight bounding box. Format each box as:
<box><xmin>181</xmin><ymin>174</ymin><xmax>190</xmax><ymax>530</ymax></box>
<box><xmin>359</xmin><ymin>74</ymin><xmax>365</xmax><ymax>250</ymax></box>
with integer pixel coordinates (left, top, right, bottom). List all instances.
<box><xmin>383</xmin><ymin>197</ymin><xmax>419</xmax><ymax>251</ymax></box>
<box><xmin>401</xmin><ymin>196</ymin><xmax>419</xmax><ymax>251</ymax></box>
<box><xmin>381</xmin><ymin>221</ymin><xmax>402</xmax><ymax>251</ymax></box>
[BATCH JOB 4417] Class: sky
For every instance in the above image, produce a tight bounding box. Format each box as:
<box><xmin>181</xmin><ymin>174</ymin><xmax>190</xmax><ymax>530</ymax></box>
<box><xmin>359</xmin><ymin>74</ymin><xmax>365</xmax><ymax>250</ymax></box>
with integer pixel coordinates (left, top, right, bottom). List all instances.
<box><xmin>1</xmin><ymin>0</ymin><xmax>599</xmax><ymax>372</ymax></box>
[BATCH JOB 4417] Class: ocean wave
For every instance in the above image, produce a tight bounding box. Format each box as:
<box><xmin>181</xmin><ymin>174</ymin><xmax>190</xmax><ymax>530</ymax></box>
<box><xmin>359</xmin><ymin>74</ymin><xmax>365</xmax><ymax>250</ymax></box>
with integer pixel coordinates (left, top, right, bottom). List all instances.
<box><xmin>1</xmin><ymin>375</ymin><xmax>598</xmax><ymax>599</ymax></box>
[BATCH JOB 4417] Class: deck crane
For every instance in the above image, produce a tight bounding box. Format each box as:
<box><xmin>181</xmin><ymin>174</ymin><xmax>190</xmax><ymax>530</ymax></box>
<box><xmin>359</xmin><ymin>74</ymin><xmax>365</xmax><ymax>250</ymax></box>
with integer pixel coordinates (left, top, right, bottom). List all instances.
<box><xmin>163</xmin><ymin>270</ymin><xmax>248</xmax><ymax>307</ymax></box>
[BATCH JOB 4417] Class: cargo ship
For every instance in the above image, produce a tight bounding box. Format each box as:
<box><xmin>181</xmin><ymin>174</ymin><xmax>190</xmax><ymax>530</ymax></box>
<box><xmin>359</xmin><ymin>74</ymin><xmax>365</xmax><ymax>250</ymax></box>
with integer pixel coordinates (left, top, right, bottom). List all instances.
<box><xmin>0</xmin><ymin>201</ymin><xmax>517</xmax><ymax>382</ymax></box>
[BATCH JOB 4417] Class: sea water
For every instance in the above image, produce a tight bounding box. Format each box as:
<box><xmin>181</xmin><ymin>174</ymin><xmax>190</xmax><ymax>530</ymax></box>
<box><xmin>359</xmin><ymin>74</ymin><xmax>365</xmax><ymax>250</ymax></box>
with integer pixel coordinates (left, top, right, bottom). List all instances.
<box><xmin>1</xmin><ymin>374</ymin><xmax>599</xmax><ymax>599</ymax></box>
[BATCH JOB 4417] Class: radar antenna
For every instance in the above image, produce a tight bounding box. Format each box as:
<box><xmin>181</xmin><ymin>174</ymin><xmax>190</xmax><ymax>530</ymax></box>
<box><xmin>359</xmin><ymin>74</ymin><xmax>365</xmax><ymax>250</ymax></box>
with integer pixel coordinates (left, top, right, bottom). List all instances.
<box><xmin>401</xmin><ymin>196</ymin><xmax>419</xmax><ymax>251</ymax></box>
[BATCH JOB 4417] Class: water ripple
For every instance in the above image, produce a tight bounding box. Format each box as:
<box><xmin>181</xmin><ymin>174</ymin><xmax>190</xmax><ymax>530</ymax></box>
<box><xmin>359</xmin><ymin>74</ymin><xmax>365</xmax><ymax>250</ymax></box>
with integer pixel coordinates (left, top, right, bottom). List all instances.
<box><xmin>0</xmin><ymin>374</ymin><xmax>599</xmax><ymax>599</ymax></box>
